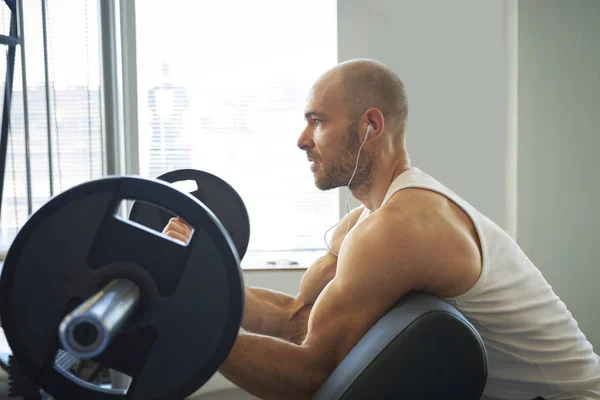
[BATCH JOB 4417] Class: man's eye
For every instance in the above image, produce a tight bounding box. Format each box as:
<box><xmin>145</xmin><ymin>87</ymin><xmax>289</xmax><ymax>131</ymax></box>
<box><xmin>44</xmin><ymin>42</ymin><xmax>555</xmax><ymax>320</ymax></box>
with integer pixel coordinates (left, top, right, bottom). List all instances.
<box><xmin>313</xmin><ymin>119</ymin><xmax>322</xmax><ymax>125</ymax></box>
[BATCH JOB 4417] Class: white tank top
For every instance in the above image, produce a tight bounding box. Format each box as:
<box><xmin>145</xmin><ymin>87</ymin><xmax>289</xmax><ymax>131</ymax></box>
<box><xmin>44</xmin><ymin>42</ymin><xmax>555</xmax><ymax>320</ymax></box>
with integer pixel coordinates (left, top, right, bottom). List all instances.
<box><xmin>358</xmin><ymin>167</ymin><xmax>600</xmax><ymax>400</ymax></box>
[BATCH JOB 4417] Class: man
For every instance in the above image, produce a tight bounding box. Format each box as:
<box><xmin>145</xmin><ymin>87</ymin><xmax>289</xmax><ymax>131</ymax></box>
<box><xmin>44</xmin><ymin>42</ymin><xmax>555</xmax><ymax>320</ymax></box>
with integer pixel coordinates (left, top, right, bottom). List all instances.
<box><xmin>163</xmin><ymin>59</ymin><xmax>600</xmax><ymax>400</ymax></box>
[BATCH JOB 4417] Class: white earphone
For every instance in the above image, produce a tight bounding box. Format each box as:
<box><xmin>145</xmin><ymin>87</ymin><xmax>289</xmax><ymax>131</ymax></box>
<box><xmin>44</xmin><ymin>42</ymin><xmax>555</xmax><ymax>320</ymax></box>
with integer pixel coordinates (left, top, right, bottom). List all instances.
<box><xmin>323</xmin><ymin>123</ymin><xmax>375</xmax><ymax>257</ymax></box>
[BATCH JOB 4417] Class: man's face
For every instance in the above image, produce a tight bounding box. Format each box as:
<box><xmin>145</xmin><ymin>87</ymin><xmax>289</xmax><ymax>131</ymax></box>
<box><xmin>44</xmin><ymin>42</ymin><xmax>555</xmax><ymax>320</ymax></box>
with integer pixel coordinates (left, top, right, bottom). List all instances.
<box><xmin>297</xmin><ymin>78</ymin><xmax>371</xmax><ymax>191</ymax></box>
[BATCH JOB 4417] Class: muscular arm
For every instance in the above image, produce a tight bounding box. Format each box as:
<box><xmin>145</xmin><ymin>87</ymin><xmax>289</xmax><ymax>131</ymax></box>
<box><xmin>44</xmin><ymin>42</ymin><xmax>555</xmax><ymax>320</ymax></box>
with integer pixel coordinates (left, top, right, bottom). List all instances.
<box><xmin>241</xmin><ymin>256</ymin><xmax>337</xmax><ymax>344</ymax></box>
<box><xmin>219</xmin><ymin>193</ymin><xmax>482</xmax><ymax>400</ymax></box>
<box><xmin>220</xmin><ymin>210</ymin><xmax>434</xmax><ymax>399</ymax></box>
<box><xmin>163</xmin><ymin>216</ymin><xmax>306</xmax><ymax>340</ymax></box>
<box><xmin>241</xmin><ymin>207</ymin><xmax>364</xmax><ymax>343</ymax></box>
<box><xmin>242</xmin><ymin>287</ymin><xmax>296</xmax><ymax>336</ymax></box>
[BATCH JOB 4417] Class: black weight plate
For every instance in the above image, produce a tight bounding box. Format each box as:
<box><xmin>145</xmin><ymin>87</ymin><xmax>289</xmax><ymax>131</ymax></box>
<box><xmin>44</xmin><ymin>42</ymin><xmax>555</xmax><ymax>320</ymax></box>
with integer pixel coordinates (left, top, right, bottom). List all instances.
<box><xmin>129</xmin><ymin>169</ymin><xmax>251</xmax><ymax>260</ymax></box>
<box><xmin>0</xmin><ymin>176</ymin><xmax>244</xmax><ymax>400</ymax></box>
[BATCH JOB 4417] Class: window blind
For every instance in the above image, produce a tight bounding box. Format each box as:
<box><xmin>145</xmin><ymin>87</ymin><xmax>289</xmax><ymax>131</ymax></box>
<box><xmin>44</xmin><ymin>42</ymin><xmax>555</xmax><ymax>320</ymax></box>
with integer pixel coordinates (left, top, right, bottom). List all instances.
<box><xmin>0</xmin><ymin>0</ymin><xmax>103</xmax><ymax>252</ymax></box>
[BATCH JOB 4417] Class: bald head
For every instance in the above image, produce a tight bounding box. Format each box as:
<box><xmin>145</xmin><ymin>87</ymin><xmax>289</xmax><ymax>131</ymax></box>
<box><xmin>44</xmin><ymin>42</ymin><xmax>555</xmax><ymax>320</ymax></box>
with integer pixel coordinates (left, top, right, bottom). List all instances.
<box><xmin>300</xmin><ymin>59</ymin><xmax>410</xmax><ymax>193</ymax></box>
<box><xmin>317</xmin><ymin>59</ymin><xmax>408</xmax><ymax>135</ymax></box>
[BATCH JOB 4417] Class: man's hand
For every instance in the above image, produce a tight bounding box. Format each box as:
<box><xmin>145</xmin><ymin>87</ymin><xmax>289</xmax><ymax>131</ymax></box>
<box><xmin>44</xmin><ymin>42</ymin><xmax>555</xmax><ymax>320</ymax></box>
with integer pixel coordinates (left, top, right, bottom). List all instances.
<box><xmin>162</xmin><ymin>217</ymin><xmax>192</xmax><ymax>244</ymax></box>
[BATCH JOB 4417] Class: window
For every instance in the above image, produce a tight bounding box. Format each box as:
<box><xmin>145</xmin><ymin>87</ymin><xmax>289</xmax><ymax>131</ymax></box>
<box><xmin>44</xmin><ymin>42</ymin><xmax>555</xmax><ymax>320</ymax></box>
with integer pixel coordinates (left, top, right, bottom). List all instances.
<box><xmin>0</xmin><ymin>1</ymin><xmax>339</xmax><ymax>268</ymax></box>
<box><xmin>133</xmin><ymin>0</ymin><xmax>339</xmax><ymax>267</ymax></box>
<box><xmin>0</xmin><ymin>0</ymin><xmax>103</xmax><ymax>253</ymax></box>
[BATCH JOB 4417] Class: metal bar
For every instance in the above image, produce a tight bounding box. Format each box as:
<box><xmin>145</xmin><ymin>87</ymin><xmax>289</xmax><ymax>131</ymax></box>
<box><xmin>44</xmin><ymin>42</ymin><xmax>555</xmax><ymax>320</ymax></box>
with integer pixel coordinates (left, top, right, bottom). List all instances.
<box><xmin>3</xmin><ymin>0</ymin><xmax>15</xmax><ymax>13</ymax></box>
<box><xmin>0</xmin><ymin>11</ymin><xmax>18</xmax><ymax>220</ymax></box>
<box><xmin>99</xmin><ymin>0</ymin><xmax>124</xmax><ymax>176</ymax></box>
<box><xmin>0</xmin><ymin>34</ymin><xmax>18</xmax><ymax>46</ymax></box>
<box><xmin>17</xmin><ymin>0</ymin><xmax>32</xmax><ymax>214</ymax></box>
<box><xmin>41</xmin><ymin>0</ymin><xmax>54</xmax><ymax>196</ymax></box>
<box><xmin>97</xmin><ymin>0</ymin><xmax>105</xmax><ymax>178</ymax></box>
<box><xmin>85</xmin><ymin>0</ymin><xmax>93</xmax><ymax>179</ymax></box>
<box><xmin>58</xmin><ymin>279</ymin><xmax>140</xmax><ymax>359</ymax></box>
<box><xmin>120</xmin><ymin>0</ymin><xmax>139</xmax><ymax>176</ymax></box>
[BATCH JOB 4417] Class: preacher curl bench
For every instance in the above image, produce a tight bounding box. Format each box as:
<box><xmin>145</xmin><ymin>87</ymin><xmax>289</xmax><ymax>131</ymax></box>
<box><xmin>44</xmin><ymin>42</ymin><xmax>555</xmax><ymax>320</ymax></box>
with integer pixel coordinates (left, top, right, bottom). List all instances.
<box><xmin>0</xmin><ymin>170</ymin><xmax>487</xmax><ymax>399</ymax></box>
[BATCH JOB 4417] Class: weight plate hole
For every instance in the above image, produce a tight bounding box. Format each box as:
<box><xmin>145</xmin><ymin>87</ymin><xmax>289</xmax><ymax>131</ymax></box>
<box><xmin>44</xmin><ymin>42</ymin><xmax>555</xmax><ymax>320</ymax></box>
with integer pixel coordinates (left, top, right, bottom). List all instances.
<box><xmin>115</xmin><ymin>199</ymin><xmax>195</xmax><ymax>246</ymax></box>
<box><xmin>170</xmin><ymin>179</ymin><xmax>198</xmax><ymax>194</ymax></box>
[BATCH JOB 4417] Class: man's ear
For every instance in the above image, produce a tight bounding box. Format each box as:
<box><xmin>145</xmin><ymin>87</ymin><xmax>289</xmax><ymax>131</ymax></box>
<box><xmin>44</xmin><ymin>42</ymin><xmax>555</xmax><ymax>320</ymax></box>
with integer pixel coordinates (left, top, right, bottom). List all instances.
<box><xmin>363</xmin><ymin>108</ymin><xmax>385</xmax><ymax>140</ymax></box>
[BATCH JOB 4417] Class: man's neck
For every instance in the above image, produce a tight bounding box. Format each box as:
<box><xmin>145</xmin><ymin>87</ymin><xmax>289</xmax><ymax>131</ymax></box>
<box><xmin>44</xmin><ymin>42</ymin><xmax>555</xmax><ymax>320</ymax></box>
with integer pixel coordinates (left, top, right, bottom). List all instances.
<box><xmin>352</xmin><ymin>158</ymin><xmax>411</xmax><ymax>212</ymax></box>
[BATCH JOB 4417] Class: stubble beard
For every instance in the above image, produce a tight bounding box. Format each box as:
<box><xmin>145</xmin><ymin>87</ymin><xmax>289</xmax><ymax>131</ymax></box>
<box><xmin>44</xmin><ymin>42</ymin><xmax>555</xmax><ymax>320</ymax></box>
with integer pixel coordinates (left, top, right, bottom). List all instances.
<box><xmin>314</xmin><ymin>120</ymin><xmax>373</xmax><ymax>193</ymax></box>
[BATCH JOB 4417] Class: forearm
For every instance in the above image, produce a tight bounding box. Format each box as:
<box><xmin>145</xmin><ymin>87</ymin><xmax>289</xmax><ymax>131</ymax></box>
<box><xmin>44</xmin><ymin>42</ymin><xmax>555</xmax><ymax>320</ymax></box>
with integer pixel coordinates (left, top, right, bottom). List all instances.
<box><xmin>242</xmin><ymin>287</ymin><xmax>296</xmax><ymax>337</ymax></box>
<box><xmin>220</xmin><ymin>332</ymin><xmax>327</xmax><ymax>400</ymax></box>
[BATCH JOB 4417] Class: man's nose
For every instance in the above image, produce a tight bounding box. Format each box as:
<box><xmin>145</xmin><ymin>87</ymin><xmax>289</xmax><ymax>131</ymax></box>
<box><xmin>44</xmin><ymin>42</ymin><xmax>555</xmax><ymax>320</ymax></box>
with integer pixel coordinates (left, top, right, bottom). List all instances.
<box><xmin>297</xmin><ymin>128</ymin><xmax>313</xmax><ymax>151</ymax></box>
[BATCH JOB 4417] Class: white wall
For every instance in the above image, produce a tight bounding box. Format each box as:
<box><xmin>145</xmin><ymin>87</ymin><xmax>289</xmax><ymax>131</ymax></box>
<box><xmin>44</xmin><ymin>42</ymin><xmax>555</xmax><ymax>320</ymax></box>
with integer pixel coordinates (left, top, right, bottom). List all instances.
<box><xmin>517</xmin><ymin>0</ymin><xmax>600</xmax><ymax>348</ymax></box>
<box><xmin>339</xmin><ymin>0</ymin><xmax>513</xmax><ymax>231</ymax></box>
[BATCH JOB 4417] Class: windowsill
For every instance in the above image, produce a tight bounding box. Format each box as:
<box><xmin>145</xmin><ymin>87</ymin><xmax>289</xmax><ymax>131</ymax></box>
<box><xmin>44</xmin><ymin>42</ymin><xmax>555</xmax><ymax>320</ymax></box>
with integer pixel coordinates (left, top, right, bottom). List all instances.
<box><xmin>240</xmin><ymin>249</ymin><xmax>322</xmax><ymax>271</ymax></box>
<box><xmin>242</xmin><ymin>265</ymin><xmax>309</xmax><ymax>271</ymax></box>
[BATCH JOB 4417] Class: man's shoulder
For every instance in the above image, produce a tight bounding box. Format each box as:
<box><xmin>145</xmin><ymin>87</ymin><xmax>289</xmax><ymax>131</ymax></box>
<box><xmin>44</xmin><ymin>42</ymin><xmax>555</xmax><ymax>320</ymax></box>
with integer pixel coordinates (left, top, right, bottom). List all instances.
<box><xmin>349</xmin><ymin>196</ymin><xmax>440</xmax><ymax>256</ymax></box>
<box><xmin>359</xmin><ymin>188</ymin><xmax>452</xmax><ymax>233</ymax></box>
<box><xmin>330</xmin><ymin>206</ymin><xmax>367</xmax><ymax>245</ymax></box>
<box><xmin>338</xmin><ymin>200</ymin><xmax>437</xmax><ymax>292</ymax></box>
<box><xmin>386</xmin><ymin>186</ymin><xmax>453</xmax><ymax>211</ymax></box>
<box><xmin>344</xmin><ymin>188</ymin><xmax>482</xmax><ymax>297</ymax></box>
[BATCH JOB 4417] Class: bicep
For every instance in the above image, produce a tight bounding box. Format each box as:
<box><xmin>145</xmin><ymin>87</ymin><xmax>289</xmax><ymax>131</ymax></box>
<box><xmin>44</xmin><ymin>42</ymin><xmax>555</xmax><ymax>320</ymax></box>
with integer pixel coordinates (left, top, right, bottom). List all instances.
<box><xmin>301</xmin><ymin>279</ymin><xmax>362</xmax><ymax>370</ymax></box>
<box><xmin>301</xmin><ymin>274</ymin><xmax>397</xmax><ymax>372</ymax></box>
<box><xmin>301</xmin><ymin>217</ymin><xmax>429</xmax><ymax>371</ymax></box>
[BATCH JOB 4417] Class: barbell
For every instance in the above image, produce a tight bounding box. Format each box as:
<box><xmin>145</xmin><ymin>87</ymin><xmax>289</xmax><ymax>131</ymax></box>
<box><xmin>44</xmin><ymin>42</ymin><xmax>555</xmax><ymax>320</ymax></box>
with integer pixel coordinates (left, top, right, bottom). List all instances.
<box><xmin>0</xmin><ymin>169</ymin><xmax>249</xmax><ymax>400</ymax></box>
